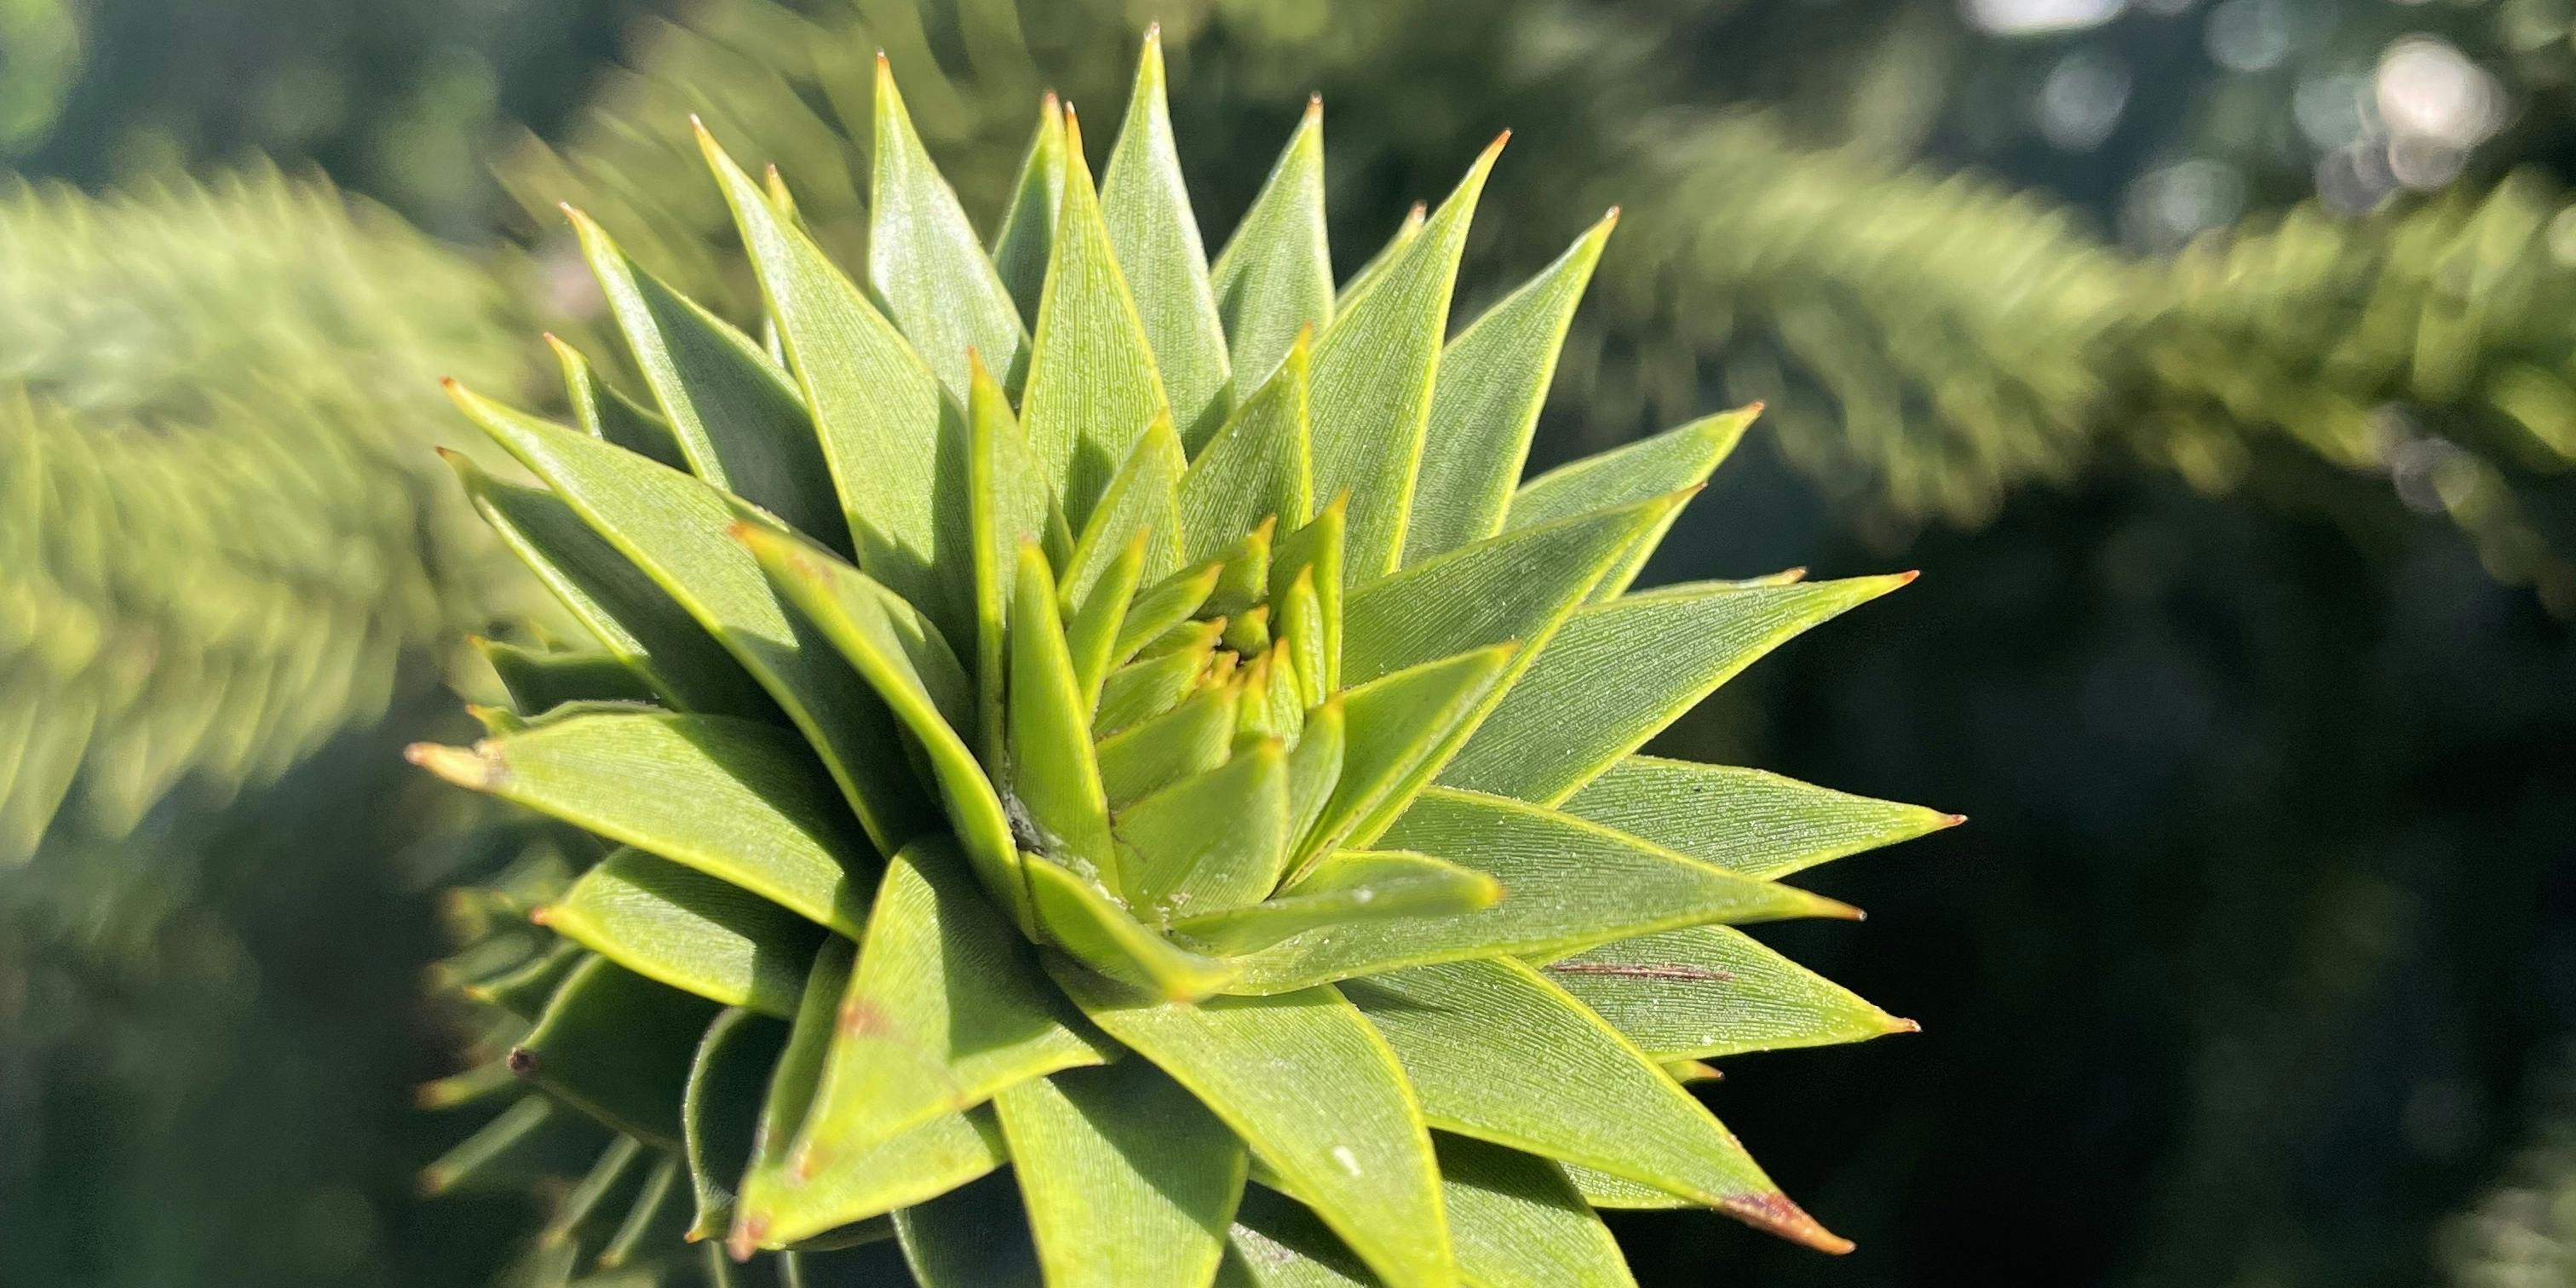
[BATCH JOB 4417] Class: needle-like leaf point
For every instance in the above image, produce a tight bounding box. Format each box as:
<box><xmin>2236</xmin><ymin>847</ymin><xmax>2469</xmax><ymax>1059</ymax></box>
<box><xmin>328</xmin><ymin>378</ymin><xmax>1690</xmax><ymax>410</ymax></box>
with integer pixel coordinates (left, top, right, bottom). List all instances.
<box><xmin>1102</xmin><ymin>26</ymin><xmax>1233</xmax><ymax>447</ymax></box>
<box><xmin>867</xmin><ymin>54</ymin><xmax>1031</xmax><ymax>397</ymax></box>
<box><xmin>1213</xmin><ymin>97</ymin><xmax>1332</xmax><ymax>386</ymax></box>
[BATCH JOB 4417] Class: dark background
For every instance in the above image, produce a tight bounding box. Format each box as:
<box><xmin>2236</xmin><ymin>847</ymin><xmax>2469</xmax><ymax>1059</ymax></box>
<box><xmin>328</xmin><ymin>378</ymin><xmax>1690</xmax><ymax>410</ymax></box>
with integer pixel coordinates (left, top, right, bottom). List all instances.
<box><xmin>3</xmin><ymin>2</ymin><xmax>2573</xmax><ymax>1285</ymax></box>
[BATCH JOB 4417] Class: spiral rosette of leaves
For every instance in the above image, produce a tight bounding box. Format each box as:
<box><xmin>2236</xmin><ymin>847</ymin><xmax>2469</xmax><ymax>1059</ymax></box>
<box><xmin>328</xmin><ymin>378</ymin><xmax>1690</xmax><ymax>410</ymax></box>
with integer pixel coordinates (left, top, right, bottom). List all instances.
<box><xmin>413</xmin><ymin>33</ymin><xmax>1954</xmax><ymax>1287</ymax></box>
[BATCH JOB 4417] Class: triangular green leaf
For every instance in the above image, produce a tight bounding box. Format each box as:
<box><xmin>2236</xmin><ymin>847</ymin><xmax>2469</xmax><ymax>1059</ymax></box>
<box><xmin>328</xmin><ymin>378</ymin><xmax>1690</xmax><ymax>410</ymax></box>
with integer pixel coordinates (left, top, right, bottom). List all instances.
<box><xmin>1504</xmin><ymin>407</ymin><xmax>1756</xmax><ymax>600</ymax></box>
<box><xmin>739</xmin><ymin>523</ymin><xmax>1027</xmax><ymax>925</ymax></box>
<box><xmin>867</xmin><ymin>56</ymin><xmax>1030</xmax><ymax>398</ymax></box>
<box><xmin>1440</xmin><ymin>575</ymin><xmax>1914</xmax><ymax>804</ymax></box>
<box><xmin>1021</xmin><ymin>106</ymin><xmax>1170</xmax><ymax>530</ymax></box>
<box><xmin>893</xmin><ymin>1169</ymin><xmax>1044</xmax><ymax>1286</ymax></box>
<box><xmin>1539</xmin><ymin>923</ymin><xmax>1918</xmax><ymax>1059</ymax></box>
<box><xmin>1337</xmin><ymin>202</ymin><xmax>1424</xmax><ymax>309</ymax></box>
<box><xmin>473</xmin><ymin>639</ymin><xmax>658</xmax><ymax>717</ymax></box>
<box><xmin>1296</xmin><ymin>645</ymin><xmax>1513</xmax><ymax>868</ymax></box>
<box><xmin>544</xmin><ymin>846</ymin><xmax>825</xmax><ymax>1016</ymax></box>
<box><xmin>1232</xmin><ymin>787</ymin><xmax>1854</xmax><ymax>992</ymax></box>
<box><xmin>1309</xmin><ymin>136</ymin><xmax>1502</xmax><ymax>579</ymax></box>
<box><xmin>1560</xmin><ymin>755</ymin><xmax>1958</xmax><ymax>880</ymax></box>
<box><xmin>1113</xmin><ymin>560</ymin><xmax>1222</xmax><ymax>665</ymax></box>
<box><xmin>549</xmin><ymin>331</ymin><xmax>689</xmax><ymax>471</ymax></box>
<box><xmin>1025</xmin><ymin>854</ymin><xmax>1240</xmax><ymax>1000</ymax></box>
<box><xmin>1050</xmin><ymin>968</ymin><xmax>1452</xmax><ymax>1288</ymax></box>
<box><xmin>1345</xmin><ymin>957</ymin><xmax>1849</xmax><ymax>1252</ymax></box>
<box><xmin>789</xmin><ymin>840</ymin><xmax>1109</xmax><ymax>1172</ymax></box>
<box><xmin>1096</xmin><ymin>686</ymin><xmax>1240</xmax><ymax>810</ymax></box>
<box><xmin>1179</xmin><ymin>333</ymin><xmax>1313</xmax><ymax>560</ymax></box>
<box><xmin>991</xmin><ymin>95</ymin><xmax>1067</xmax><ymax>325</ymax></box>
<box><xmin>1063</xmin><ymin>416</ymin><xmax>1187</xmax><ymax>604</ymax></box>
<box><xmin>1211</xmin><ymin>99</ymin><xmax>1331</xmax><ymax>387</ymax></box>
<box><xmin>1118</xmin><ymin>739</ymin><xmax>1291</xmax><ymax>916</ymax></box>
<box><xmin>408</xmin><ymin>711</ymin><xmax>872</xmax><ymax>935</ymax></box>
<box><xmin>513</xmin><ymin>956</ymin><xmax>720</xmax><ymax>1152</ymax></box>
<box><xmin>1170</xmin><ymin>849</ymin><xmax>1499</xmax><ymax>956</ymax></box>
<box><xmin>700</xmin><ymin>129</ymin><xmax>977</xmax><ymax>647</ymax></box>
<box><xmin>563</xmin><ymin>206</ymin><xmax>844</xmax><ymax>551</ymax></box>
<box><xmin>448</xmin><ymin>451</ymin><xmax>768</xmax><ymax>719</ymax></box>
<box><xmin>1268</xmin><ymin>495</ymin><xmax>1344</xmax><ymax>693</ymax></box>
<box><xmin>1011</xmin><ymin>542</ymin><xmax>1118</xmax><ymax>874</ymax></box>
<box><xmin>994</xmin><ymin>1061</ymin><xmax>1249</xmax><ymax>1288</ymax></box>
<box><xmin>1095</xmin><ymin>630</ymin><xmax>1220</xmax><ymax>740</ymax></box>
<box><xmin>1402</xmin><ymin>212</ymin><xmax>1616</xmax><ymax>565</ymax></box>
<box><xmin>1101</xmin><ymin>28</ymin><xmax>1233</xmax><ymax>448</ymax></box>
<box><xmin>967</xmin><ymin>356</ymin><xmax>1063</xmax><ymax>764</ymax></box>
<box><xmin>451</xmin><ymin>386</ymin><xmax>938</xmax><ymax>856</ymax></box>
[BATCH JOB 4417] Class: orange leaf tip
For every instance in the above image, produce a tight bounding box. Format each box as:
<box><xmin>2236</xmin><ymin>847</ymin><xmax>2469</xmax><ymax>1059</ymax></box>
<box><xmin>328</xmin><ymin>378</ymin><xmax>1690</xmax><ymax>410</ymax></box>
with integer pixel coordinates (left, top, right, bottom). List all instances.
<box><xmin>1724</xmin><ymin>1190</ymin><xmax>1854</xmax><ymax>1256</ymax></box>
<box><xmin>407</xmin><ymin>741</ymin><xmax>505</xmax><ymax>790</ymax></box>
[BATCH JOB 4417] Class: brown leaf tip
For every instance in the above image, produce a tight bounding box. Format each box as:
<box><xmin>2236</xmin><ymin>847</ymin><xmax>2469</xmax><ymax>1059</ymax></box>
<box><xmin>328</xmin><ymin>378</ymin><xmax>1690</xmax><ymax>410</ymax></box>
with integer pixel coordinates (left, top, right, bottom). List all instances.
<box><xmin>1898</xmin><ymin>568</ymin><xmax>1923</xmax><ymax>584</ymax></box>
<box><xmin>504</xmin><ymin>1047</ymin><xmax>539</xmax><ymax>1078</ymax></box>
<box><xmin>1725</xmin><ymin>1190</ymin><xmax>1854</xmax><ymax>1255</ymax></box>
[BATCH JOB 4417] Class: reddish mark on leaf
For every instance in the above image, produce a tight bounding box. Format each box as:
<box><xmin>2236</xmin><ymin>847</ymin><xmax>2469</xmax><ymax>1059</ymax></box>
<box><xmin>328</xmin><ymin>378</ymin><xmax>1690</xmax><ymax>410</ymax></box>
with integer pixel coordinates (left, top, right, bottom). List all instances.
<box><xmin>505</xmin><ymin>1047</ymin><xmax>539</xmax><ymax>1078</ymax></box>
<box><xmin>1543</xmin><ymin>962</ymin><xmax>1734</xmax><ymax>984</ymax></box>
<box><xmin>1723</xmin><ymin>1189</ymin><xmax>1854</xmax><ymax>1256</ymax></box>
<box><xmin>840</xmin><ymin>998</ymin><xmax>894</xmax><ymax>1038</ymax></box>
<box><xmin>727</xmin><ymin>1216</ymin><xmax>768</xmax><ymax>1262</ymax></box>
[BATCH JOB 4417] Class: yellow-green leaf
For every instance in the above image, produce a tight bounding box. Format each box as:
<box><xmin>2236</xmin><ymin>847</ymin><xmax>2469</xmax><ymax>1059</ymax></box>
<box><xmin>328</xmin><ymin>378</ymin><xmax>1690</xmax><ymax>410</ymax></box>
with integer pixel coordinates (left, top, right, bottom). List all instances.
<box><xmin>1101</xmin><ymin>27</ymin><xmax>1232</xmax><ymax>448</ymax></box>
<box><xmin>866</xmin><ymin>55</ymin><xmax>1030</xmax><ymax>398</ymax></box>
<box><xmin>1296</xmin><ymin>645</ymin><xmax>1513</xmax><ymax>868</ymax></box>
<box><xmin>549</xmin><ymin>331</ymin><xmax>688</xmax><ymax>471</ymax></box>
<box><xmin>991</xmin><ymin>95</ymin><xmax>1067</xmax><ymax>324</ymax></box>
<box><xmin>700</xmin><ymin>129</ymin><xmax>977</xmax><ymax>646</ymax></box>
<box><xmin>1170</xmin><ymin>848</ymin><xmax>1498</xmax><ymax>956</ymax></box>
<box><xmin>1404</xmin><ymin>212</ymin><xmax>1616</xmax><ymax>565</ymax></box>
<box><xmin>789</xmin><ymin>840</ymin><xmax>1109</xmax><ymax>1170</ymax></box>
<box><xmin>684</xmin><ymin>1006</ymin><xmax>785</xmax><ymax>1240</ymax></box>
<box><xmin>1211</xmin><ymin>98</ymin><xmax>1331</xmax><ymax>387</ymax></box>
<box><xmin>1063</xmin><ymin>415</ymin><xmax>1187</xmax><ymax>604</ymax></box>
<box><xmin>1440</xmin><ymin>575</ymin><xmax>1915</xmax><ymax>805</ymax></box>
<box><xmin>564</xmin><ymin>206</ymin><xmax>843</xmax><ymax>551</ymax></box>
<box><xmin>1025</xmin><ymin>854</ymin><xmax>1239</xmax><ymax>1000</ymax></box>
<box><xmin>1539</xmin><ymin>923</ymin><xmax>1918</xmax><ymax>1059</ymax></box>
<box><xmin>513</xmin><ymin>956</ymin><xmax>720</xmax><ymax>1151</ymax></box>
<box><xmin>1179</xmin><ymin>332</ymin><xmax>1313</xmax><ymax>561</ymax></box>
<box><xmin>1021</xmin><ymin>105</ymin><xmax>1170</xmax><ymax>530</ymax></box>
<box><xmin>994</xmin><ymin>1061</ymin><xmax>1248</xmax><ymax>1288</ymax></box>
<box><xmin>967</xmin><ymin>355</ymin><xmax>1063</xmax><ymax>762</ymax></box>
<box><xmin>1504</xmin><ymin>407</ymin><xmax>1756</xmax><ymax>600</ymax></box>
<box><xmin>1096</xmin><ymin>686</ymin><xmax>1240</xmax><ymax>809</ymax></box>
<box><xmin>407</xmin><ymin>711</ymin><xmax>871</xmax><ymax>935</ymax></box>
<box><xmin>1011</xmin><ymin>542</ymin><xmax>1117</xmax><ymax>875</ymax></box>
<box><xmin>451</xmin><ymin>385</ymin><xmax>937</xmax><ymax>856</ymax></box>
<box><xmin>1051</xmin><ymin>968</ymin><xmax>1452</xmax><ymax>1288</ymax></box>
<box><xmin>1345</xmin><ymin>957</ymin><xmax>1849</xmax><ymax>1252</ymax></box>
<box><xmin>543</xmin><ymin>847</ymin><xmax>825</xmax><ymax>1016</ymax></box>
<box><xmin>1310</xmin><ymin>136</ymin><xmax>1500</xmax><ymax>578</ymax></box>
<box><xmin>1435</xmin><ymin>1136</ymin><xmax>1637</xmax><ymax>1288</ymax></box>
<box><xmin>1118</xmin><ymin>739</ymin><xmax>1291</xmax><ymax>916</ymax></box>
<box><xmin>1560</xmin><ymin>756</ymin><xmax>1958</xmax><ymax>880</ymax></box>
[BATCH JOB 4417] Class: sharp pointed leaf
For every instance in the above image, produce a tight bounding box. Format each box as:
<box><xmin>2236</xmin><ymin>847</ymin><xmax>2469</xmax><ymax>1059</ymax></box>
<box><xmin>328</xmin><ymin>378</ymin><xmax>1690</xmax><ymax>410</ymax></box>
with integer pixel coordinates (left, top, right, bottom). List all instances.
<box><xmin>1296</xmin><ymin>645</ymin><xmax>1513</xmax><ymax>868</ymax></box>
<box><xmin>1095</xmin><ymin>632</ymin><xmax>1218</xmax><ymax>740</ymax></box>
<box><xmin>1102</xmin><ymin>29</ymin><xmax>1232</xmax><ymax>447</ymax></box>
<box><xmin>452</xmin><ymin>386</ymin><xmax>938</xmax><ymax>856</ymax></box>
<box><xmin>1065</xmin><ymin>532</ymin><xmax>1148</xmax><ymax>708</ymax></box>
<box><xmin>564</xmin><ymin>208</ymin><xmax>843</xmax><ymax>549</ymax></box>
<box><xmin>992</xmin><ymin>95</ymin><xmax>1067</xmax><ymax>323</ymax></box>
<box><xmin>474</xmin><ymin>639</ymin><xmax>658</xmax><ymax>716</ymax></box>
<box><xmin>1561</xmin><ymin>756</ymin><xmax>1958</xmax><ymax>880</ymax></box>
<box><xmin>1118</xmin><ymin>739</ymin><xmax>1290</xmax><ymax>916</ymax></box>
<box><xmin>1179</xmin><ymin>334</ymin><xmax>1312</xmax><ymax>560</ymax></box>
<box><xmin>1404</xmin><ymin>214</ymin><xmax>1616</xmax><ymax>564</ymax></box>
<box><xmin>1504</xmin><ymin>407</ymin><xmax>1756</xmax><ymax>599</ymax></box>
<box><xmin>1096</xmin><ymin>687</ymin><xmax>1240</xmax><ymax>809</ymax></box>
<box><xmin>868</xmin><ymin>58</ymin><xmax>1030</xmax><ymax>397</ymax></box>
<box><xmin>701</xmin><ymin>131</ymin><xmax>977</xmax><ymax>647</ymax></box>
<box><xmin>1050</xmin><ymin>968</ymin><xmax>1452</xmax><ymax>1288</ymax></box>
<box><xmin>1233</xmin><ymin>788</ymin><xmax>1853</xmax><ymax>992</ymax></box>
<box><xmin>1170</xmin><ymin>849</ymin><xmax>1498</xmax><ymax>956</ymax></box>
<box><xmin>1021</xmin><ymin>106</ymin><xmax>1170</xmax><ymax>530</ymax></box>
<box><xmin>544</xmin><ymin>847</ymin><xmax>825</xmax><ymax>1016</ymax></box>
<box><xmin>1211</xmin><ymin>101</ymin><xmax>1331</xmax><ymax>385</ymax></box>
<box><xmin>1337</xmin><ymin>203</ymin><xmax>1424</xmax><ymax>309</ymax></box>
<box><xmin>740</xmin><ymin>524</ymin><xmax>1026</xmax><ymax>923</ymax></box>
<box><xmin>448</xmin><ymin>452</ymin><xmax>768</xmax><ymax>719</ymax></box>
<box><xmin>1268</xmin><ymin>497</ymin><xmax>1343</xmax><ymax>693</ymax></box>
<box><xmin>968</xmin><ymin>357</ymin><xmax>1063</xmax><ymax>763</ymax></box>
<box><xmin>1011</xmin><ymin>542</ymin><xmax>1117</xmax><ymax>874</ymax></box>
<box><xmin>1540</xmin><ymin>923</ymin><xmax>1918</xmax><ymax>1059</ymax></box>
<box><xmin>1310</xmin><ymin>139</ymin><xmax>1499</xmax><ymax>578</ymax></box>
<box><xmin>1064</xmin><ymin>416</ymin><xmax>1187</xmax><ymax>603</ymax></box>
<box><xmin>513</xmin><ymin>956</ymin><xmax>720</xmax><ymax>1151</ymax></box>
<box><xmin>1440</xmin><ymin>576</ymin><xmax>1914</xmax><ymax>804</ymax></box>
<box><xmin>408</xmin><ymin>711</ymin><xmax>872</xmax><ymax>935</ymax></box>
<box><xmin>1345</xmin><ymin>958</ymin><xmax>1849</xmax><ymax>1252</ymax></box>
<box><xmin>1026</xmin><ymin>854</ymin><xmax>1239</xmax><ymax>999</ymax></box>
<box><xmin>1113</xmin><ymin>560</ymin><xmax>1222</xmax><ymax>664</ymax></box>
<box><xmin>791</xmin><ymin>840</ymin><xmax>1110</xmax><ymax>1170</ymax></box>
<box><xmin>551</xmin><ymin>331</ymin><xmax>689</xmax><ymax>471</ymax></box>
<box><xmin>994</xmin><ymin>1061</ymin><xmax>1248</xmax><ymax>1288</ymax></box>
